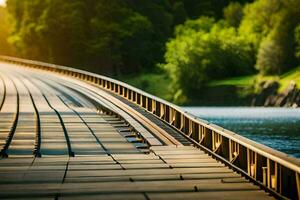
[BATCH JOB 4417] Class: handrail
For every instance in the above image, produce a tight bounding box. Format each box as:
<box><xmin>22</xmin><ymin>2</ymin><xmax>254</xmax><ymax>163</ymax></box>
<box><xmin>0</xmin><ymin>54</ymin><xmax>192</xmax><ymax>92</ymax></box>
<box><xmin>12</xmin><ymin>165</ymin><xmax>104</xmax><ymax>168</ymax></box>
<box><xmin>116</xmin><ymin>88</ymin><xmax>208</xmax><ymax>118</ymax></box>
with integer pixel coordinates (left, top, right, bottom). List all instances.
<box><xmin>0</xmin><ymin>55</ymin><xmax>299</xmax><ymax>199</ymax></box>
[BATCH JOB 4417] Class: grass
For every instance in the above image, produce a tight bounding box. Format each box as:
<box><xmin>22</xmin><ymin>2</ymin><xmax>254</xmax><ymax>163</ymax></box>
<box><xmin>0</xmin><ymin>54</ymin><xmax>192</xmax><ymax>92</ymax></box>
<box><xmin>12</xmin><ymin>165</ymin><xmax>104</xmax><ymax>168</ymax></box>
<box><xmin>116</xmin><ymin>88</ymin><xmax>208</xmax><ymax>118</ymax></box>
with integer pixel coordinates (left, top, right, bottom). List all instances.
<box><xmin>279</xmin><ymin>67</ymin><xmax>300</xmax><ymax>91</ymax></box>
<box><xmin>208</xmin><ymin>75</ymin><xmax>256</xmax><ymax>87</ymax></box>
<box><xmin>119</xmin><ymin>66</ymin><xmax>300</xmax><ymax>105</ymax></box>
<box><xmin>208</xmin><ymin>66</ymin><xmax>300</xmax><ymax>92</ymax></box>
<box><xmin>119</xmin><ymin>73</ymin><xmax>173</xmax><ymax>101</ymax></box>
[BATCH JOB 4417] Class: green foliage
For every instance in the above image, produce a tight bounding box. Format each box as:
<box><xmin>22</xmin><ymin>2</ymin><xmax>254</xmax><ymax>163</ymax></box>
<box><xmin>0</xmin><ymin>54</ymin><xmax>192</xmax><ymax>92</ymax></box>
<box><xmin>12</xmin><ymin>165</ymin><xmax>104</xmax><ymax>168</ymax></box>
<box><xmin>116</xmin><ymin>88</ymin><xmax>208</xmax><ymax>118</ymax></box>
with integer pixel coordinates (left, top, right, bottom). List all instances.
<box><xmin>279</xmin><ymin>66</ymin><xmax>300</xmax><ymax>91</ymax></box>
<box><xmin>294</xmin><ymin>24</ymin><xmax>300</xmax><ymax>60</ymax></box>
<box><xmin>88</xmin><ymin>0</ymin><xmax>153</xmax><ymax>75</ymax></box>
<box><xmin>5</xmin><ymin>0</ymin><xmax>254</xmax><ymax>77</ymax></box>
<box><xmin>7</xmin><ymin>0</ymin><xmax>89</xmax><ymax>65</ymax></box>
<box><xmin>163</xmin><ymin>17</ymin><xmax>254</xmax><ymax>98</ymax></box>
<box><xmin>239</xmin><ymin>0</ymin><xmax>282</xmax><ymax>49</ymax></box>
<box><xmin>240</xmin><ymin>0</ymin><xmax>300</xmax><ymax>75</ymax></box>
<box><xmin>6</xmin><ymin>0</ymin><xmax>175</xmax><ymax>75</ymax></box>
<box><xmin>171</xmin><ymin>1</ymin><xmax>187</xmax><ymax>25</ymax></box>
<box><xmin>39</xmin><ymin>0</ymin><xmax>89</xmax><ymax>65</ymax></box>
<box><xmin>256</xmin><ymin>38</ymin><xmax>284</xmax><ymax>74</ymax></box>
<box><xmin>208</xmin><ymin>75</ymin><xmax>255</xmax><ymax>87</ymax></box>
<box><xmin>224</xmin><ymin>2</ymin><xmax>243</xmax><ymax>27</ymax></box>
<box><xmin>179</xmin><ymin>0</ymin><xmax>216</xmax><ymax>18</ymax></box>
<box><xmin>5</xmin><ymin>0</ymin><xmax>300</xmax><ymax>106</ymax></box>
<box><xmin>0</xmin><ymin>6</ymin><xmax>14</xmax><ymax>55</ymax></box>
<box><xmin>162</xmin><ymin>0</ymin><xmax>300</xmax><ymax>103</ymax></box>
<box><xmin>179</xmin><ymin>0</ymin><xmax>249</xmax><ymax>19</ymax></box>
<box><xmin>121</xmin><ymin>72</ymin><xmax>173</xmax><ymax>101</ymax></box>
<box><xmin>119</xmin><ymin>0</ymin><xmax>174</xmax><ymax>73</ymax></box>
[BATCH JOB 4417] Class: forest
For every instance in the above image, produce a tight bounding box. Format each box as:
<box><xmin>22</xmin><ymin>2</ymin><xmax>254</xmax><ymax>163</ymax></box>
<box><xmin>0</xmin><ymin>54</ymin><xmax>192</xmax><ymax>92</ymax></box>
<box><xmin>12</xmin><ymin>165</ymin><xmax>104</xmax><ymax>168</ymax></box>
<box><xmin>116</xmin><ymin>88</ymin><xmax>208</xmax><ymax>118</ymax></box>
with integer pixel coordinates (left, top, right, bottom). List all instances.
<box><xmin>0</xmin><ymin>0</ymin><xmax>300</xmax><ymax>105</ymax></box>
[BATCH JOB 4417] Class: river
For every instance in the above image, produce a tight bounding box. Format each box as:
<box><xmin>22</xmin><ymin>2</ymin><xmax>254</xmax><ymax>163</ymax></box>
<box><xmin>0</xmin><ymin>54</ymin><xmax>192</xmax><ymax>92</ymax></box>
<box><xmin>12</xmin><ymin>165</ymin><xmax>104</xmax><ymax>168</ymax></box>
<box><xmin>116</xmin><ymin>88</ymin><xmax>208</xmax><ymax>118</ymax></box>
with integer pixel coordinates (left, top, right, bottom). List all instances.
<box><xmin>183</xmin><ymin>107</ymin><xmax>300</xmax><ymax>158</ymax></box>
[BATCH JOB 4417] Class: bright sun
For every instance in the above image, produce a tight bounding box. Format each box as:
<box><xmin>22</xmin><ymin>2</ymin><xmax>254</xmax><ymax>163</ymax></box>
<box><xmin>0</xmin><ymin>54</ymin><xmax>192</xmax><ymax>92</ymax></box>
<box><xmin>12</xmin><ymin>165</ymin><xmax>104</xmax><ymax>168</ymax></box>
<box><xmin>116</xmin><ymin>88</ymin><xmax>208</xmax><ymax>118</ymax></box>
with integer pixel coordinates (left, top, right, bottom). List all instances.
<box><xmin>0</xmin><ymin>0</ymin><xmax>6</xmax><ymax>6</ymax></box>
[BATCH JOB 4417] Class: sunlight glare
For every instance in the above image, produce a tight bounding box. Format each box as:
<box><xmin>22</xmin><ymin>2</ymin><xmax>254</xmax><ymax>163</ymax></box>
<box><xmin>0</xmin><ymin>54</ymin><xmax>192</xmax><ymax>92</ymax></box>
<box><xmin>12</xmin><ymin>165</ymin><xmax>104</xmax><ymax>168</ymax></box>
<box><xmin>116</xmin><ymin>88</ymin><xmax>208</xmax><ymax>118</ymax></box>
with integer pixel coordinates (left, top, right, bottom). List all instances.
<box><xmin>0</xmin><ymin>0</ymin><xmax>6</xmax><ymax>6</ymax></box>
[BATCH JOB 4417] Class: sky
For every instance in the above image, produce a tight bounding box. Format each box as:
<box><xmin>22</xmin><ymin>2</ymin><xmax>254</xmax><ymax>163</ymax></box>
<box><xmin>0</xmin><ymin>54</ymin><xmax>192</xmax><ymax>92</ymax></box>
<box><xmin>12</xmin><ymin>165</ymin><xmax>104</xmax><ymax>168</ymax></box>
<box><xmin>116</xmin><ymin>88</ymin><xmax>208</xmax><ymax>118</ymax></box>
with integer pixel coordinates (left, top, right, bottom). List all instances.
<box><xmin>0</xmin><ymin>0</ymin><xmax>6</xmax><ymax>6</ymax></box>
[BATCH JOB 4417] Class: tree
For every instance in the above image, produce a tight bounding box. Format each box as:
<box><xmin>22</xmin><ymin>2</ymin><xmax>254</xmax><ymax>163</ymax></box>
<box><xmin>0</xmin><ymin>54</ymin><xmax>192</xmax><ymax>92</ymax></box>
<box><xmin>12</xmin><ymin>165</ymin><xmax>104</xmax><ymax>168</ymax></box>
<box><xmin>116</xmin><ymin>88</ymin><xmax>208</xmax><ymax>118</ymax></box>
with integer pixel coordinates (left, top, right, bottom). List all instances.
<box><xmin>295</xmin><ymin>24</ymin><xmax>300</xmax><ymax>60</ymax></box>
<box><xmin>163</xmin><ymin>17</ymin><xmax>254</xmax><ymax>101</ymax></box>
<box><xmin>6</xmin><ymin>0</ymin><xmax>253</xmax><ymax>77</ymax></box>
<box><xmin>240</xmin><ymin>0</ymin><xmax>300</xmax><ymax>75</ymax></box>
<box><xmin>38</xmin><ymin>0</ymin><xmax>89</xmax><ymax>66</ymax></box>
<box><xmin>239</xmin><ymin>0</ymin><xmax>282</xmax><ymax>49</ymax></box>
<box><xmin>88</xmin><ymin>0</ymin><xmax>153</xmax><ymax>75</ymax></box>
<box><xmin>224</xmin><ymin>2</ymin><xmax>243</xmax><ymax>27</ymax></box>
<box><xmin>171</xmin><ymin>1</ymin><xmax>187</xmax><ymax>25</ymax></box>
<box><xmin>7</xmin><ymin>0</ymin><xmax>45</xmax><ymax>58</ymax></box>
<box><xmin>180</xmin><ymin>0</ymin><xmax>252</xmax><ymax>20</ymax></box>
<box><xmin>256</xmin><ymin>38</ymin><xmax>284</xmax><ymax>74</ymax></box>
<box><xmin>6</xmin><ymin>0</ymin><xmax>174</xmax><ymax>75</ymax></box>
<box><xmin>0</xmin><ymin>6</ymin><xmax>14</xmax><ymax>55</ymax></box>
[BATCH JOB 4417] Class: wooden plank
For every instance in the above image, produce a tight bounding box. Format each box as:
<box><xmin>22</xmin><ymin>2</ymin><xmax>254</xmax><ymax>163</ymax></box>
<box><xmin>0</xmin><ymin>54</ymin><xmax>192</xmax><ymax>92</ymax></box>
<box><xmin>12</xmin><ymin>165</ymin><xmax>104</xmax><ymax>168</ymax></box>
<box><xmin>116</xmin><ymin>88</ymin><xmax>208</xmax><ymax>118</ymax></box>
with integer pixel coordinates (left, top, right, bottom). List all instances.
<box><xmin>60</xmin><ymin>193</ymin><xmax>146</xmax><ymax>200</ymax></box>
<box><xmin>66</xmin><ymin>174</ymin><xmax>181</xmax><ymax>183</ymax></box>
<box><xmin>0</xmin><ymin>180</ymin><xmax>262</xmax><ymax>197</ymax></box>
<box><xmin>112</xmin><ymin>154</ymin><xmax>159</xmax><ymax>160</ymax></box>
<box><xmin>152</xmin><ymin>150</ymin><xmax>205</xmax><ymax>155</ymax></box>
<box><xmin>162</xmin><ymin>158</ymin><xmax>215</xmax><ymax>163</ymax></box>
<box><xmin>69</xmin><ymin>155</ymin><xmax>114</xmax><ymax>162</ymax></box>
<box><xmin>66</xmin><ymin>167</ymin><xmax>234</xmax><ymax>178</ymax></box>
<box><xmin>157</xmin><ymin>154</ymin><xmax>209</xmax><ymax>159</ymax></box>
<box><xmin>0</xmin><ymin>157</ymin><xmax>34</xmax><ymax>165</ymax></box>
<box><xmin>0</xmin><ymin>166</ymin><xmax>30</xmax><ymax>171</ymax></box>
<box><xmin>147</xmin><ymin>191</ymin><xmax>273</xmax><ymax>200</ymax></box>
<box><xmin>181</xmin><ymin>172</ymin><xmax>241</xmax><ymax>180</ymax></box>
<box><xmin>151</xmin><ymin>146</ymin><xmax>196</xmax><ymax>150</ymax></box>
<box><xmin>117</xmin><ymin>159</ymin><xmax>164</xmax><ymax>164</ymax></box>
<box><xmin>169</xmin><ymin>162</ymin><xmax>224</xmax><ymax>168</ymax></box>
<box><xmin>0</xmin><ymin>62</ymin><xmax>276</xmax><ymax>200</ymax></box>
<box><xmin>121</xmin><ymin>163</ymin><xmax>170</xmax><ymax>169</ymax></box>
<box><xmin>68</xmin><ymin>164</ymin><xmax>122</xmax><ymax>171</ymax></box>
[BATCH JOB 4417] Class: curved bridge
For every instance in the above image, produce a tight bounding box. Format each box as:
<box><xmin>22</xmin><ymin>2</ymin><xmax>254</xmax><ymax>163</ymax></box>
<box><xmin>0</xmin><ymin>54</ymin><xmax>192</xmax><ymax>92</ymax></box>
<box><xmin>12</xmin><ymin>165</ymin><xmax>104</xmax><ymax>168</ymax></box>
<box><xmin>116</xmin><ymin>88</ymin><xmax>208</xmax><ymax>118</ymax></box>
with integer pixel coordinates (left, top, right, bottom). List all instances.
<box><xmin>0</xmin><ymin>56</ymin><xmax>299</xmax><ymax>200</ymax></box>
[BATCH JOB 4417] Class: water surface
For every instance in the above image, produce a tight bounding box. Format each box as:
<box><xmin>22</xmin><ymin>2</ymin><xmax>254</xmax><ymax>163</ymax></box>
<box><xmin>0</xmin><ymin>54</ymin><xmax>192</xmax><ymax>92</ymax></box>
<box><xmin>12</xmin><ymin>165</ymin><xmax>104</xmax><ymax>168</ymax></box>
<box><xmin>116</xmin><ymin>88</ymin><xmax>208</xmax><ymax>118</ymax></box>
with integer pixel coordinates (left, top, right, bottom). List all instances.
<box><xmin>183</xmin><ymin>107</ymin><xmax>300</xmax><ymax>158</ymax></box>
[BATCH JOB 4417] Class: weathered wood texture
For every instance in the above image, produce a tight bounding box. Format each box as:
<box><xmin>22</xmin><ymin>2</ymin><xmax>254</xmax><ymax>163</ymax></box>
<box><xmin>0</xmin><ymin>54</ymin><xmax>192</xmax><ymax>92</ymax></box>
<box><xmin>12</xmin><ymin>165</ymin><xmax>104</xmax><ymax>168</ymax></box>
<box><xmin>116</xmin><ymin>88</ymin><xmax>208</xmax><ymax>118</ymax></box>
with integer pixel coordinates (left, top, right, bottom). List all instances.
<box><xmin>0</xmin><ymin>61</ymin><xmax>276</xmax><ymax>199</ymax></box>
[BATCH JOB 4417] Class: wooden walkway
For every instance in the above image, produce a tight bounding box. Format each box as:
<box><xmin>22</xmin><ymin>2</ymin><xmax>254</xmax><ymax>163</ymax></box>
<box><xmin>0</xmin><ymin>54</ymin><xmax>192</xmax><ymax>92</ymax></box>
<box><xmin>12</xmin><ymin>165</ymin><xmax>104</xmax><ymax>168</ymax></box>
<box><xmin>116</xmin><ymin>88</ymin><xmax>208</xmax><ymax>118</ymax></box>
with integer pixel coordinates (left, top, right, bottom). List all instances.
<box><xmin>0</xmin><ymin>61</ymin><xmax>276</xmax><ymax>199</ymax></box>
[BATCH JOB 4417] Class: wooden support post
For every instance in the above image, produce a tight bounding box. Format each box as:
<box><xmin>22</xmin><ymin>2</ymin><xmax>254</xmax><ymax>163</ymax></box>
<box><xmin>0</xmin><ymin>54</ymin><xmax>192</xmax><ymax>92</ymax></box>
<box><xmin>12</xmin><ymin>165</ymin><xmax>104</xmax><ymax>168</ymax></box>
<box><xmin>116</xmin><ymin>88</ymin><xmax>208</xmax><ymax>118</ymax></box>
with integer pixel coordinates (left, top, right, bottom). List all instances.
<box><xmin>296</xmin><ymin>172</ymin><xmax>300</xmax><ymax>200</ymax></box>
<box><xmin>160</xmin><ymin>103</ymin><xmax>165</xmax><ymax>119</ymax></box>
<box><xmin>199</xmin><ymin>126</ymin><xmax>205</xmax><ymax>144</ymax></box>
<box><xmin>247</xmin><ymin>150</ymin><xmax>257</xmax><ymax>178</ymax></box>
<box><xmin>263</xmin><ymin>166</ymin><xmax>268</xmax><ymax>186</ymax></box>
<box><xmin>272</xmin><ymin>162</ymin><xmax>278</xmax><ymax>191</ymax></box>
<box><xmin>111</xmin><ymin>82</ymin><xmax>114</xmax><ymax>90</ymax></box>
<box><xmin>212</xmin><ymin>132</ymin><xmax>221</xmax><ymax>153</ymax></box>
<box><xmin>180</xmin><ymin>115</ymin><xmax>184</xmax><ymax>131</ymax></box>
<box><xmin>115</xmin><ymin>84</ymin><xmax>118</xmax><ymax>93</ymax></box>
<box><xmin>152</xmin><ymin>100</ymin><xmax>156</xmax><ymax>113</ymax></box>
<box><xmin>145</xmin><ymin>97</ymin><xmax>148</xmax><ymax>109</ymax></box>
<box><xmin>229</xmin><ymin>139</ymin><xmax>233</xmax><ymax>161</ymax></box>
<box><xmin>188</xmin><ymin>120</ymin><xmax>193</xmax><ymax>137</ymax></box>
<box><xmin>128</xmin><ymin>90</ymin><xmax>132</xmax><ymax>101</ymax></box>
<box><xmin>267</xmin><ymin>159</ymin><xmax>271</xmax><ymax>188</ymax></box>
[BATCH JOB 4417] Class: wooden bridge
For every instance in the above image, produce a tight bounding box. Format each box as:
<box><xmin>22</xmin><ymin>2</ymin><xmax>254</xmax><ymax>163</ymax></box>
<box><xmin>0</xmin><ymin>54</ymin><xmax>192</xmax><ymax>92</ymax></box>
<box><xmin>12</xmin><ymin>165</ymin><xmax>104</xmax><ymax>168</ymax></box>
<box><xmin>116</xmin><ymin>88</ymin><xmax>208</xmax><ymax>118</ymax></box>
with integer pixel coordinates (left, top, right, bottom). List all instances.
<box><xmin>0</xmin><ymin>56</ymin><xmax>299</xmax><ymax>200</ymax></box>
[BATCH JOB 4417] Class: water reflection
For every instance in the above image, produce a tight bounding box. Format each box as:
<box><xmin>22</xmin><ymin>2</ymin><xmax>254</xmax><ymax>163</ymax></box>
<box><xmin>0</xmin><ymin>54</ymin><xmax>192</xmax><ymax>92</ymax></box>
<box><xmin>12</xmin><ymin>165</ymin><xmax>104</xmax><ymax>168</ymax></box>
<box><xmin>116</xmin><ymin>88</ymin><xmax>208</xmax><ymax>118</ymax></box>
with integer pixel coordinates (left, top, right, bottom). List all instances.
<box><xmin>183</xmin><ymin>107</ymin><xmax>300</xmax><ymax>158</ymax></box>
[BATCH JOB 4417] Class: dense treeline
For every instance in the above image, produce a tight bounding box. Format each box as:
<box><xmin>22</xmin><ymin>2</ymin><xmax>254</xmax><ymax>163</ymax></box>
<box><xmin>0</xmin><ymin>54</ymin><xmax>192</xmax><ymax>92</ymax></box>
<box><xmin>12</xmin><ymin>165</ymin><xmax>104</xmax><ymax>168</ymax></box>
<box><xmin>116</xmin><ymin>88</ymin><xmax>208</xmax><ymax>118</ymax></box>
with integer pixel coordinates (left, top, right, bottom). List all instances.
<box><xmin>2</xmin><ymin>0</ymin><xmax>299</xmax><ymax>104</ymax></box>
<box><xmin>163</xmin><ymin>0</ymin><xmax>300</xmax><ymax>101</ymax></box>
<box><xmin>0</xmin><ymin>6</ymin><xmax>13</xmax><ymax>55</ymax></box>
<box><xmin>4</xmin><ymin>0</ymin><xmax>246</xmax><ymax>75</ymax></box>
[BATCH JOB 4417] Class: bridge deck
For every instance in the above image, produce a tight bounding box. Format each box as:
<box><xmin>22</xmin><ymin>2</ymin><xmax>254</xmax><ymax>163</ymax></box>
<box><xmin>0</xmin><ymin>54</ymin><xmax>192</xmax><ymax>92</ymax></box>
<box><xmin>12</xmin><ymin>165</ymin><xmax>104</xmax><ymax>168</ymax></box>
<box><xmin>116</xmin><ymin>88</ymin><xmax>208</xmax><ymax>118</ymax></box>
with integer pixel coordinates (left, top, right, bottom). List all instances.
<box><xmin>0</xmin><ymin>62</ymin><xmax>274</xmax><ymax>199</ymax></box>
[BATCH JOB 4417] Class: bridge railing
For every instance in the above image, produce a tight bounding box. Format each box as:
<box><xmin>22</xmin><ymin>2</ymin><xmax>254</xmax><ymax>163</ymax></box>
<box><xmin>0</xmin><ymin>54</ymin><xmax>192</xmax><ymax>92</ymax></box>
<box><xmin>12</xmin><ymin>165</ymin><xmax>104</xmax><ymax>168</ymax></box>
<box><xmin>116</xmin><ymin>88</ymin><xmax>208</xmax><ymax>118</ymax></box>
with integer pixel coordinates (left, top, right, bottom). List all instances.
<box><xmin>1</xmin><ymin>55</ymin><xmax>299</xmax><ymax>199</ymax></box>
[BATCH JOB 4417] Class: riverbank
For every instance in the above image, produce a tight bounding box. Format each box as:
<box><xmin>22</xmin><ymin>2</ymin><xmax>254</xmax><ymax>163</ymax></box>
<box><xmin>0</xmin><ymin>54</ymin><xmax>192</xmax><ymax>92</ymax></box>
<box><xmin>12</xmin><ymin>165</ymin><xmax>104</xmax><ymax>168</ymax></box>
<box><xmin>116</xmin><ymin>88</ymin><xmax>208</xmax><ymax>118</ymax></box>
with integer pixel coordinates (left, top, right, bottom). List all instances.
<box><xmin>183</xmin><ymin>107</ymin><xmax>300</xmax><ymax>158</ymax></box>
<box><xmin>120</xmin><ymin>66</ymin><xmax>300</xmax><ymax>107</ymax></box>
<box><xmin>120</xmin><ymin>73</ymin><xmax>174</xmax><ymax>102</ymax></box>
